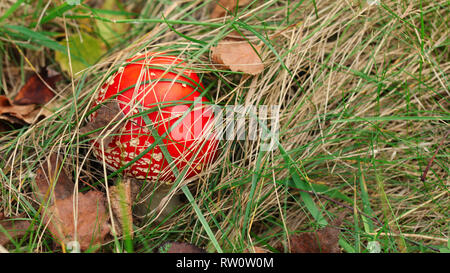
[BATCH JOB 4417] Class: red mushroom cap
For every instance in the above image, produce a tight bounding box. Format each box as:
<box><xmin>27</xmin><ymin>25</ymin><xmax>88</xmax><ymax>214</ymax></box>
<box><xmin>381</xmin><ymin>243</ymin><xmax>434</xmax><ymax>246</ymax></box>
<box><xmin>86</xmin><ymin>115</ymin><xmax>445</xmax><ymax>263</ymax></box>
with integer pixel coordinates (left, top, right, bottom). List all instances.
<box><xmin>90</xmin><ymin>52</ymin><xmax>219</xmax><ymax>182</ymax></box>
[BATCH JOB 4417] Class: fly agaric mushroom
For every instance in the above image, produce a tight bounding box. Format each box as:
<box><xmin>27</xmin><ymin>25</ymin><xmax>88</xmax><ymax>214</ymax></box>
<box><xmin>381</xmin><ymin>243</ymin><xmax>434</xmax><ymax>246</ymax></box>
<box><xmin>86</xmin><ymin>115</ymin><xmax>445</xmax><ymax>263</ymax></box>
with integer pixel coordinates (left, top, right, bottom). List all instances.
<box><xmin>88</xmin><ymin>52</ymin><xmax>219</xmax><ymax>183</ymax></box>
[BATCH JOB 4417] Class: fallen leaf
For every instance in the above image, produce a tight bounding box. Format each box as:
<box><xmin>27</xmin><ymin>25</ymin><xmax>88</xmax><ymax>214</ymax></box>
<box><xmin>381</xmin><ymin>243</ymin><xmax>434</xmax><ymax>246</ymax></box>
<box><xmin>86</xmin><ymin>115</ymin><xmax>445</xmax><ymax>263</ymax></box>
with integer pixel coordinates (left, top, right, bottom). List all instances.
<box><xmin>34</xmin><ymin>153</ymin><xmax>74</xmax><ymax>203</ymax></box>
<box><xmin>35</xmin><ymin>154</ymin><xmax>110</xmax><ymax>251</ymax></box>
<box><xmin>158</xmin><ymin>242</ymin><xmax>206</xmax><ymax>253</ymax></box>
<box><xmin>55</xmin><ymin>32</ymin><xmax>106</xmax><ymax>76</ymax></box>
<box><xmin>289</xmin><ymin>219</ymin><xmax>342</xmax><ymax>253</ymax></box>
<box><xmin>0</xmin><ymin>69</ymin><xmax>60</xmax><ymax>126</ymax></box>
<box><xmin>0</xmin><ymin>95</ymin><xmax>36</xmax><ymax>124</ymax></box>
<box><xmin>0</xmin><ymin>215</ymin><xmax>32</xmax><ymax>246</ymax></box>
<box><xmin>109</xmin><ymin>178</ymin><xmax>133</xmax><ymax>238</ymax></box>
<box><xmin>210</xmin><ymin>0</ymin><xmax>252</xmax><ymax>18</ymax></box>
<box><xmin>13</xmin><ymin>71</ymin><xmax>60</xmax><ymax>105</ymax></box>
<box><xmin>211</xmin><ymin>39</ymin><xmax>264</xmax><ymax>75</ymax></box>
<box><xmin>43</xmin><ymin>191</ymin><xmax>110</xmax><ymax>251</ymax></box>
<box><xmin>80</xmin><ymin>100</ymin><xmax>125</xmax><ymax>147</ymax></box>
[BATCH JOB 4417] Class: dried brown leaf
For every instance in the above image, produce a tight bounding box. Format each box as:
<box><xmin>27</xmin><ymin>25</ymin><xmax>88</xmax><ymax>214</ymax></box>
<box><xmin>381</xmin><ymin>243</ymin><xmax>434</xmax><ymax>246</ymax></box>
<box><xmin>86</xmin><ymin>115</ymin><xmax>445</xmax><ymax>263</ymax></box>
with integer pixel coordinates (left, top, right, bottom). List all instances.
<box><xmin>34</xmin><ymin>153</ymin><xmax>74</xmax><ymax>204</ymax></box>
<box><xmin>289</xmin><ymin>220</ymin><xmax>342</xmax><ymax>253</ymax></box>
<box><xmin>0</xmin><ymin>69</ymin><xmax>60</xmax><ymax>127</ymax></box>
<box><xmin>0</xmin><ymin>215</ymin><xmax>31</xmax><ymax>246</ymax></box>
<box><xmin>210</xmin><ymin>0</ymin><xmax>252</xmax><ymax>18</ymax></box>
<box><xmin>35</xmin><ymin>154</ymin><xmax>110</xmax><ymax>251</ymax></box>
<box><xmin>0</xmin><ymin>95</ymin><xmax>36</xmax><ymax>123</ymax></box>
<box><xmin>43</xmin><ymin>191</ymin><xmax>110</xmax><ymax>251</ymax></box>
<box><xmin>80</xmin><ymin>101</ymin><xmax>125</xmax><ymax>147</ymax></box>
<box><xmin>13</xmin><ymin>73</ymin><xmax>60</xmax><ymax>105</ymax></box>
<box><xmin>211</xmin><ymin>40</ymin><xmax>264</xmax><ymax>75</ymax></box>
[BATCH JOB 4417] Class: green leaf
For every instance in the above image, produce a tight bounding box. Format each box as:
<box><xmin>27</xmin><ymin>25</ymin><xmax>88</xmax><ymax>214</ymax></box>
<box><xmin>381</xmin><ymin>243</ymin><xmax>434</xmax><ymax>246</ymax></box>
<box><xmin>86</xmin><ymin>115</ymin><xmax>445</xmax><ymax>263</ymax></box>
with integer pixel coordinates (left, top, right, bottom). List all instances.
<box><xmin>95</xmin><ymin>0</ymin><xmax>129</xmax><ymax>46</ymax></box>
<box><xmin>55</xmin><ymin>32</ymin><xmax>105</xmax><ymax>76</ymax></box>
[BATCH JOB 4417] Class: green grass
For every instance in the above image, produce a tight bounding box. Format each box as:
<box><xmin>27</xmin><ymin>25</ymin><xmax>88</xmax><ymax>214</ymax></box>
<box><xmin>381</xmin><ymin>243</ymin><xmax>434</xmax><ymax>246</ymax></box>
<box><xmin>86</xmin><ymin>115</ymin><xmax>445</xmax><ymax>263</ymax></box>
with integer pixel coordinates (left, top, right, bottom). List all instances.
<box><xmin>0</xmin><ymin>0</ymin><xmax>448</xmax><ymax>253</ymax></box>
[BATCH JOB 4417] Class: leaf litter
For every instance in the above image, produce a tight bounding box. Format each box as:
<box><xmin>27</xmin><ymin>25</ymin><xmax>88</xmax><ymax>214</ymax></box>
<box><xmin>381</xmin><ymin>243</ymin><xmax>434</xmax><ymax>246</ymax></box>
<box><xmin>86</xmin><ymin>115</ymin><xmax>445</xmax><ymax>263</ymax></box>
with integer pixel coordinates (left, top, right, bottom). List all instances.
<box><xmin>211</xmin><ymin>38</ymin><xmax>264</xmax><ymax>75</ymax></box>
<box><xmin>288</xmin><ymin>216</ymin><xmax>343</xmax><ymax>253</ymax></box>
<box><xmin>0</xmin><ymin>69</ymin><xmax>60</xmax><ymax>128</ymax></box>
<box><xmin>0</xmin><ymin>214</ymin><xmax>32</xmax><ymax>246</ymax></box>
<box><xmin>34</xmin><ymin>153</ymin><xmax>110</xmax><ymax>251</ymax></box>
<box><xmin>13</xmin><ymin>71</ymin><xmax>60</xmax><ymax>105</ymax></box>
